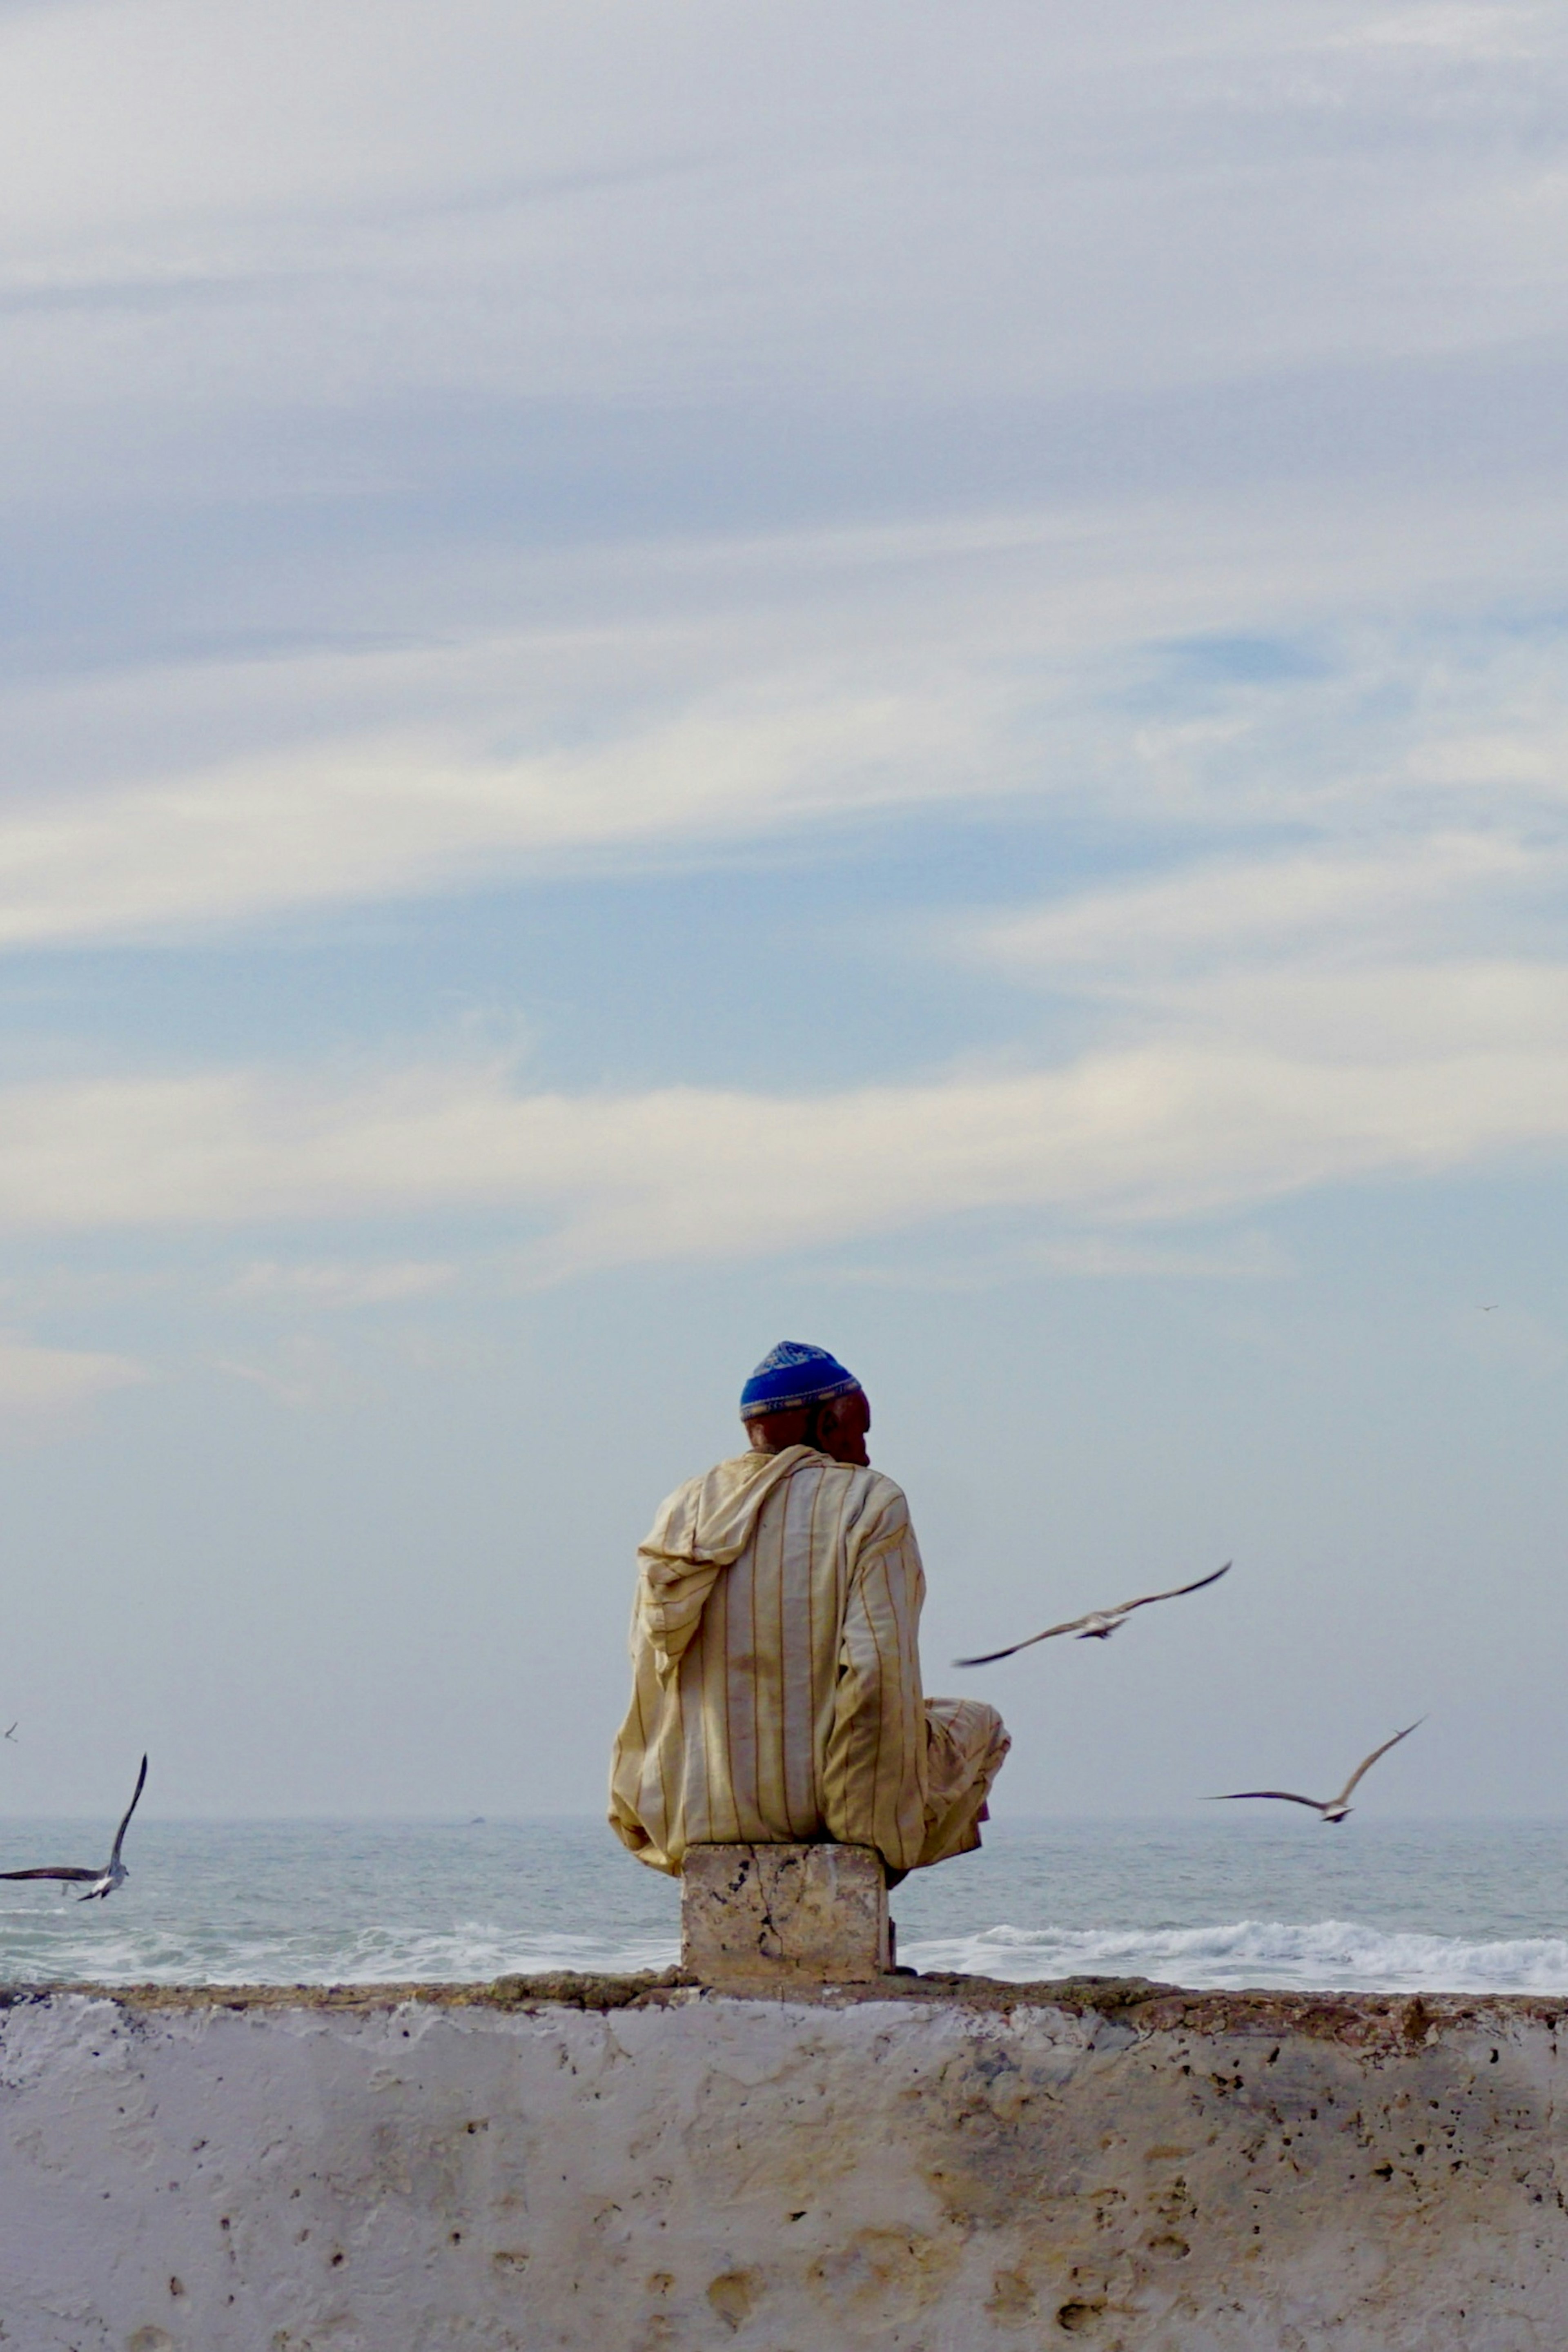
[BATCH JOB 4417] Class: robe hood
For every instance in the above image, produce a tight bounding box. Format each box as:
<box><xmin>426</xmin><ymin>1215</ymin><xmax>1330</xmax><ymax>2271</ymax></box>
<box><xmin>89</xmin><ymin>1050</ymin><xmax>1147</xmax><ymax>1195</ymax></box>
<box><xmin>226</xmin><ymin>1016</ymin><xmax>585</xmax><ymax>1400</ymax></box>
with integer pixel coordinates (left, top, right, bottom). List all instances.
<box><xmin>636</xmin><ymin>1447</ymin><xmax>815</xmax><ymax>1676</ymax></box>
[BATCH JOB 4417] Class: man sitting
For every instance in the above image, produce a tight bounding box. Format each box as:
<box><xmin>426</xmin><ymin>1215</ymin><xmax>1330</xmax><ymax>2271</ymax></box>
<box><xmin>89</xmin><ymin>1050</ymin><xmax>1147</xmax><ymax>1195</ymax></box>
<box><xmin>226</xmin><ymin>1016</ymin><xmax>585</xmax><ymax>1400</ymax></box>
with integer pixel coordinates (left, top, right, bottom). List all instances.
<box><xmin>609</xmin><ymin>1342</ymin><xmax>1009</xmax><ymax>1882</ymax></box>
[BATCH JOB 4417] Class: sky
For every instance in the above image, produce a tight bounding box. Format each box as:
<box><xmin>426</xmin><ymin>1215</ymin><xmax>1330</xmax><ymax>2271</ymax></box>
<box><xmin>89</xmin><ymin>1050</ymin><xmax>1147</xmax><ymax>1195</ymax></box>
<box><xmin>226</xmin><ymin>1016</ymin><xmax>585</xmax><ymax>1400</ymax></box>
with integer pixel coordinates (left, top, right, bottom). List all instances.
<box><xmin>1</xmin><ymin>0</ymin><xmax>1566</xmax><ymax>1822</ymax></box>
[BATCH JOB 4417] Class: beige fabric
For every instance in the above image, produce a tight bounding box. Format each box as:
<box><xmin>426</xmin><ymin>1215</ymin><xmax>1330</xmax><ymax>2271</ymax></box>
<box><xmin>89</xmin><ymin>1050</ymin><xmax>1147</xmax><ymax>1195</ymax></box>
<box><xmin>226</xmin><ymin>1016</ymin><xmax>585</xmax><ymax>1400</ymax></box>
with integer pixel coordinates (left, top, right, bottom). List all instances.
<box><xmin>608</xmin><ymin>1446</ymin><xmax>1009</xmax><ymax>1876</ymax></box>
<box><xmin>918</xmin><ymin>1695</ymin><xmax>1013</xmax><ymax>1867</ymax></box>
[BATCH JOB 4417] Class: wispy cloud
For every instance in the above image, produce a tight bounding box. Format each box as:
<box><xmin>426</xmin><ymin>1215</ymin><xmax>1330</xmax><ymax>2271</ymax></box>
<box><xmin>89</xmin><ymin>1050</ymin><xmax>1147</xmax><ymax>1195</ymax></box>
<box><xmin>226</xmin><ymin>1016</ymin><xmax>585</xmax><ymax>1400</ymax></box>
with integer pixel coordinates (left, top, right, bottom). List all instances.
<box><xmin>2</xmin><ymin>580</ymin><xmax>1564</xmax><ymax>953</ymax></box>
<box><xmin>227</xmin><ymin>1258</ymin><xmax>456</xmax><ymax>1309</ymax></box>
<box><xmin>961</xmin><ymin>826</ymin><xmax>1568</xmax><ymax>1166</ymax></box>
<box><xmin>972</xmin><ymin>833</ymin><xmax>1541</xmax><ymax>984</ymax></box>
<box><xmin>209</xmin><ymin>1339</ymin><xmax>341</xmax><ymax>1409</ymax></box>
<box><xmin>1333</xmin><ymin>5</ymin><xmax>1550</xmax><ymax>56</ymax></box>
<box><xmin>0</xmin><ymin>675</ymin><xmax>1005</xmax><ymax>948</ymax></box>
<box><xmin>0</xmin><ymin>1330</ymin><xmax>147</xmax><ymax>1419</ymax></box>
<box><xmin>2</xmin><ymin>0</ymin><xmax>1563</xmax><ymax>418</ymax></box>
<box><xmin>0</xmin><ymin>1022</ymin><xmax>1562</xmax><ymax>1271</ymax></box>
<box><xmin>836</xmin><ymin>1229</ymin><xmax>1293</xmax><ymax>1290</ymax></box>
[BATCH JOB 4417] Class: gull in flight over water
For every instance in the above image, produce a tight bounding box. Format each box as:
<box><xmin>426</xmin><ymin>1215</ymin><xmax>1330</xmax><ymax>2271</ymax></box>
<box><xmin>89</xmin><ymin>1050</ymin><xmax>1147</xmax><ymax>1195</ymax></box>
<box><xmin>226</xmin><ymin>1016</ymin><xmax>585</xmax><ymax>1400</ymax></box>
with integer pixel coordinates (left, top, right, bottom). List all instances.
<box><xmin>0</xmin><ymin>1755</ymin><xmax>148</xmax><ymax>1900</ymax></box>
<box><xmin>955</xmin><ymin>1562</ymin><xmax>1232</xmax><ymax>1666</ymax></box>
<box><xmin>1215</xmin><ymin>1721</ymin><xmax>1423</xmax><ymax>1824</ymax></box>
<box><xmin>3</xmin><ymin>1723</ymin><xmax>14</xmax><ymax>1742</ymax></box>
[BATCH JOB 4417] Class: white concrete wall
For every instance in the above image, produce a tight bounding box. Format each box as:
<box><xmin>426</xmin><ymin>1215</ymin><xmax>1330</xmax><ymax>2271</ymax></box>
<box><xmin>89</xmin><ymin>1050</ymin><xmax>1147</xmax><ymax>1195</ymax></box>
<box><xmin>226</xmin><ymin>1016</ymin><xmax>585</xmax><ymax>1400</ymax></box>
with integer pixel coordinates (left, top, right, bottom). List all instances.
<box><xmin>0</xmin><ymin>1980</ymin><xmax>1565</xmax><ymax>2350</ymax></box>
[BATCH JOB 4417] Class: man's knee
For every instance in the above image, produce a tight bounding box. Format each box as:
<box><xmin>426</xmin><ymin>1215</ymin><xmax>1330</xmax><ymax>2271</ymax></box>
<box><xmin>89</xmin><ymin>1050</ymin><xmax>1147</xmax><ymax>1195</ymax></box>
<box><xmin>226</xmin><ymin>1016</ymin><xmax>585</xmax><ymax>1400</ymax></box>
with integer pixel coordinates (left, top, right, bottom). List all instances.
<box><xmin>970</xmin><ymin>1699</ymin><xmax>1007</xmax><ymax>1748</ymax></box>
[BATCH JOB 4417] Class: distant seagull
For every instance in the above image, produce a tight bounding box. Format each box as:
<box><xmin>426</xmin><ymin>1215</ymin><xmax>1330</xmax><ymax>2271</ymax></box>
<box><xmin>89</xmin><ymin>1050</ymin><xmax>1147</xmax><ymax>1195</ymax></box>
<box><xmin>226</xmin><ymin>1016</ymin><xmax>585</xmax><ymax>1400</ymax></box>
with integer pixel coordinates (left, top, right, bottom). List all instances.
<box><xmin>0</xmin><ymin>1755</ymin><xmax>148</xmax><ymax>1900</ymax></box>
<box><xmin>3</xmin><ymin>1724</ymin><xmax>14</xmax><ymax>1742</ymax></box>
<box><xmin>1480</xmin><ymin>1304</ymin><xmax>1499</xmax><ymax>1312</ymax></box>
<box><xmin>955</xmin><ymin>1563</ymin><xmax>1232</xmax><ymax>1666</ymax></box>
<box><xmin>1215</xmin><ymin>1721</ymin><xmax>1423</xmax><ymax>1824</ymax></box>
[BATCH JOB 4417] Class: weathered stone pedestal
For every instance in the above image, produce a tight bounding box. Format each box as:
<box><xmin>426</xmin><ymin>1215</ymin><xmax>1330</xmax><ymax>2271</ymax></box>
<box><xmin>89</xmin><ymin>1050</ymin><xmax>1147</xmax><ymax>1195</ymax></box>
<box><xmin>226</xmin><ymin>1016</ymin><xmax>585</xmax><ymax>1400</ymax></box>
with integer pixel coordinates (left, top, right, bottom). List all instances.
<box><xmin>680</xmin><ymin>1842</ymin><xmax>889</xmax><ymax>1983</ymax></box>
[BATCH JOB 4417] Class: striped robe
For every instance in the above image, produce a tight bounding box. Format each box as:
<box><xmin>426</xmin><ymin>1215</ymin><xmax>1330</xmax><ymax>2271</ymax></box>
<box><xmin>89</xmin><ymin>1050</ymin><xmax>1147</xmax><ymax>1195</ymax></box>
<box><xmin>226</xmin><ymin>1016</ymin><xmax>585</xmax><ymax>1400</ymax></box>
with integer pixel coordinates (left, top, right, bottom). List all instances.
<box><xmin>608</xmin><ymin>1445</ymin><xmax>1009</xmax><ymax>1876</ymax></box>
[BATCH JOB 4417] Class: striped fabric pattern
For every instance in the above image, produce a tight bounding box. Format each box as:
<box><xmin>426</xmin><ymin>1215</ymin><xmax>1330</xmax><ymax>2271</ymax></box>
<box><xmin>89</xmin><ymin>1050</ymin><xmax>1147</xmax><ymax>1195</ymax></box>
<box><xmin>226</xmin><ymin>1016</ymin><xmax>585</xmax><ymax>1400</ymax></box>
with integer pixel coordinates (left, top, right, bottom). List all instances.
<box><xmin>609</xmin><ymin>1446</ymin><xmax>970</xmax><ymax>1875</ymax></box>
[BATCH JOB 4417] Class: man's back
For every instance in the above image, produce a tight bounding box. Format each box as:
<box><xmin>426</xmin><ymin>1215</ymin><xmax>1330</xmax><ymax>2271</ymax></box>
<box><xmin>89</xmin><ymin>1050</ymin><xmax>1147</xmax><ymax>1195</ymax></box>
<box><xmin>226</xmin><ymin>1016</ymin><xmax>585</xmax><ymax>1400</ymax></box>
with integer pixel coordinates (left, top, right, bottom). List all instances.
<box><xmin>609</xmin><ymin>1444</ymin><xmax>929</xmax><ymax>1873</ymax></box>
<box><xmin>609</xmin><ymin>1341</ymin><xmax>1009</xmax><ymax>1881</ymax></box>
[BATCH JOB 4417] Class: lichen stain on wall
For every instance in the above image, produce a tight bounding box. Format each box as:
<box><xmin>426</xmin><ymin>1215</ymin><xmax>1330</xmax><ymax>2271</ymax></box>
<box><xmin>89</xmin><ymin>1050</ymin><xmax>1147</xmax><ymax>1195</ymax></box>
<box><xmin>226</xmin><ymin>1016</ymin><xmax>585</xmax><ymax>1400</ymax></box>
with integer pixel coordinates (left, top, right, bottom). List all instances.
<box><xmin>0</xmin><ymin>1982</ymin><xmax>1565</xmax><ymax>2350</ymax></box>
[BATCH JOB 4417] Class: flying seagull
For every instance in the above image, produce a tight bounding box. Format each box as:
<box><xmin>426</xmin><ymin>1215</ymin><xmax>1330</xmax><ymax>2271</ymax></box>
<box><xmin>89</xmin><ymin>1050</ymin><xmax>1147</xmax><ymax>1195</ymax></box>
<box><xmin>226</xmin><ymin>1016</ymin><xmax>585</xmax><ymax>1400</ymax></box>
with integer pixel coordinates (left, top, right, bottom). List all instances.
<box><xmin>3</xmin><ymin>1723</ymin><xmax>14</xmax><ymax>1742</ymax></box>
<box><xmin>0</xmin><ymin>1755</ymin><xmax>148</xmax><ymax>1900</ymax></box>
<box><xmin>1215</xmin><ymin>1721</ymin><xmax>1423</xmax><ymax>1824</ymax></box>
<box><xmin>955</xmin><ymin>1562</ymin><xmax>1232</xmax><ymax>1666</ymax></box>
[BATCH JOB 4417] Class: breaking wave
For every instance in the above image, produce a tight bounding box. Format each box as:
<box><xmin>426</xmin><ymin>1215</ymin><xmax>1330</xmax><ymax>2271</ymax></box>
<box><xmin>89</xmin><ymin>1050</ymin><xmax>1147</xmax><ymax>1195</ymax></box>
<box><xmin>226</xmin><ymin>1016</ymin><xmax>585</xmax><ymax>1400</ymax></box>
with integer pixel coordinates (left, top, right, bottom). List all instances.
<box><xmin>0</xmin><ymin>1913</ymin><xmax>683</xmax><ymax>1988</ymax></box>
<box><xmin>898</xmin><ymin>1918</ymin><xmax>1568</xmax><ymax>1993</ymax></box>
<box><xmin>32</xmin><ymin>1918</ymin><xmax>1559</xmax><ymax>1994</ymax></box>
<box><xmin>4</xmin><ymin>1822</ymin><xmax>1567</xmax><ymax>1990</ymax></box>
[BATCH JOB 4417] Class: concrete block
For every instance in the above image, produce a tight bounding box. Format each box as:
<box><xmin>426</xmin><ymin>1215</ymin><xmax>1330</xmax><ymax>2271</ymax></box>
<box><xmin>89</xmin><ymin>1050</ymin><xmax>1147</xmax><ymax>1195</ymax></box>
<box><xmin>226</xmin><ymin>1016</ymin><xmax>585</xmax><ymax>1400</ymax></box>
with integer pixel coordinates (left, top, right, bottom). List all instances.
<box><xmin>681</xmin><ymin>1842</ymin><xmax>889</xmax><ymax>1982</ymax></box>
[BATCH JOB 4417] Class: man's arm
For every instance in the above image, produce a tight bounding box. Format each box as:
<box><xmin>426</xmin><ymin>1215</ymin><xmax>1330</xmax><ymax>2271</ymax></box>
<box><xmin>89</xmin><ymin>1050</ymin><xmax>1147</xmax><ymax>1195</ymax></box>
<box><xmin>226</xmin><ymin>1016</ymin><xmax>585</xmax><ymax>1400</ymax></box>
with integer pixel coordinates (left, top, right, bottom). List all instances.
<box><xmin>820</xmin><ymin>1486</ymin><xmax>929</xmax><ymax>1871</ymax></box>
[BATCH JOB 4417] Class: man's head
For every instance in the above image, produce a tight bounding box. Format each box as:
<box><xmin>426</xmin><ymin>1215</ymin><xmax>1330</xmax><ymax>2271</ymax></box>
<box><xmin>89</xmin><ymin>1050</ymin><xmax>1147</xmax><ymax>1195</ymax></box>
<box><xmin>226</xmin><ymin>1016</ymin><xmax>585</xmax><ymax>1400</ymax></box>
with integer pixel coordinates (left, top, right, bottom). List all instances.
<box><xmin>740</xmin><ymin>1341</ymin><xmax>871</xmax><ymax>1467</ymax></box>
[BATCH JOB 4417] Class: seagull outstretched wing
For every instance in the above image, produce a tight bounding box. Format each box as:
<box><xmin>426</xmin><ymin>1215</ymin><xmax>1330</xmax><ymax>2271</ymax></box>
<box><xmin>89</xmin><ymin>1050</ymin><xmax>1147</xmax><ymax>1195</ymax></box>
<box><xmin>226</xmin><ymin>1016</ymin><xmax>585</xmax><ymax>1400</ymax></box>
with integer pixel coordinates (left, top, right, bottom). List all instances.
<box><xmin>1333</xmin><ymin>1720</ymin><xmax>1423</xmax><ymax>1809</ymax></box>
<box><xmin>1215</xmin><ymin>1788</ymin><xmax>1323</xmax><ymax>1811</ymax></box>
<box><xmin>107</xmin><ymin>1755</ymin><xmax>149</xmax><ymax>1872</ymax></box>
<box><xmin>956</xmin><ymin>1611</ymin><xmax>1109</xmax><ymax>1666</ymax></box>
<box><xmin>956</xmin><ymin>1561</ymin><xmax>1232</xmax><ymax>1667</ymax></box>
<box><xmin>0</xmin><ymin>1864</ymin><xmax>101</xmax><ymax>1882</ymax></box>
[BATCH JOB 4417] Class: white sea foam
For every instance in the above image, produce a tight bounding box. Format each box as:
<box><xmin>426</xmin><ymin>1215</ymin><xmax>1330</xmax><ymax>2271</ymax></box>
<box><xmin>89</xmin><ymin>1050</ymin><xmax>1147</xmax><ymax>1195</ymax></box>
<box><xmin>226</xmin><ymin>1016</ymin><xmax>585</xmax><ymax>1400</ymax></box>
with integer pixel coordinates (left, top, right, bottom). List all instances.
<box><xmin>899</xmin><ymin>1918</ymin><xmax>1568</xmax><ymax>1993</ymax></box>
<box><xmin>49</xmin><ymin>1917</ymin><xmax>1559</xmax><ymax>1993</ymax></box>
<box><xmin>4</xmin><ymin>1821</ymin><xmax>1568</xmax><ymax>1991</ymax></box>
<box><xmin>0</xmin><ymin>1909</ymin><xmax>683</xmax><ymax>1987</ymax></box>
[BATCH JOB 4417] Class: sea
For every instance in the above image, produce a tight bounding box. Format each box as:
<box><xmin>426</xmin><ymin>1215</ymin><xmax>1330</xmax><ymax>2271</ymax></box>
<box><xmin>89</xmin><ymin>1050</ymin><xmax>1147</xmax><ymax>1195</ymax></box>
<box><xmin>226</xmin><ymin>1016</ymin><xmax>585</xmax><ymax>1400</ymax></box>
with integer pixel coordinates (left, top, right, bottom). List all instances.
<box><xmin>0</xmin><ymin>1816</ymin><xmax>1566</xmax><ymax>1994</ymax></box>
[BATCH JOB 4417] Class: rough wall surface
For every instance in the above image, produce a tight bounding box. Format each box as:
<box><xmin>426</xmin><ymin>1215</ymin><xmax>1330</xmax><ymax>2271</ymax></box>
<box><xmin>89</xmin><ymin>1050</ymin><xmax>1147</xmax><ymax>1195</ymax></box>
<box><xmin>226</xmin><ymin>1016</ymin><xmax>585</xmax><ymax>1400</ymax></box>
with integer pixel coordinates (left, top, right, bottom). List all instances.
<box><xmin>0</xmin><ymin>1977</ymin><xmax>1565</xmax><ymax>2351</ymax></box>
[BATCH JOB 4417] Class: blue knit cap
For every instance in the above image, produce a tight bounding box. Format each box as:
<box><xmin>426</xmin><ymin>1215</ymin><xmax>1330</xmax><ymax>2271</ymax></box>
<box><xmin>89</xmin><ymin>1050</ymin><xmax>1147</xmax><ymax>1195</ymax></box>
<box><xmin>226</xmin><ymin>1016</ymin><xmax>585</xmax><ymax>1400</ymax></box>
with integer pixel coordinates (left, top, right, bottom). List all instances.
<box><xmin>739</xmin><ymin>1341</ymin><xmax>860</xmax><ymax>1422</ymax></box>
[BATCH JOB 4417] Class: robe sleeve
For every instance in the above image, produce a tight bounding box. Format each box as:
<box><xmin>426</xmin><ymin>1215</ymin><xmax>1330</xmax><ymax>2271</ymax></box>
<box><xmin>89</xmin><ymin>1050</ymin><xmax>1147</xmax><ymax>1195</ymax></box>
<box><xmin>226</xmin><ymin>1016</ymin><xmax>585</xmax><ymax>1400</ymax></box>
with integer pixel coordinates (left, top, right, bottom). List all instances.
<box><xmin>821</xmin><ymin>1483</ymin><xmax>929</xmax><ymax>1870</ymax></box>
